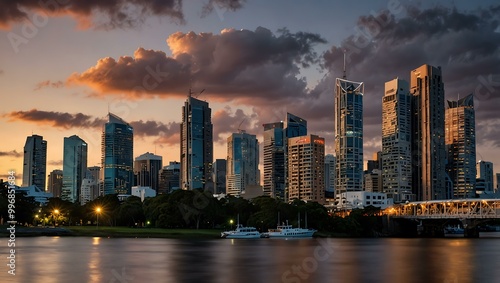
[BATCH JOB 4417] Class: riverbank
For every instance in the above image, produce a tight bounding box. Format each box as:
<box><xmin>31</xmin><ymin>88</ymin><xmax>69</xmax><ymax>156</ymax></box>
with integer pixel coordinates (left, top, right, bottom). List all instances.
<box><xmin>0</xmin><ymin>225</ymin><xmax>223</xmax><ymax>238</ymax></box>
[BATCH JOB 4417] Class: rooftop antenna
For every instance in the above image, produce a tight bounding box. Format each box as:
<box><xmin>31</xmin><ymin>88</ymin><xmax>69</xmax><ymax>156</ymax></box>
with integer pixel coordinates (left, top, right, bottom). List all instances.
<box><xmin>342</xmin><ymin>49</ymin><xmax>347</xmax><ymax>79</ymax></box>
<box><xmin>237</xmin><ymin>118</ymin><xmax>246</xmax><ymax>133</ymax></box>
<box><xmin>193</xmin><ymin>88</ymin><xmax>205</xmax><ymax>99</ymax></box>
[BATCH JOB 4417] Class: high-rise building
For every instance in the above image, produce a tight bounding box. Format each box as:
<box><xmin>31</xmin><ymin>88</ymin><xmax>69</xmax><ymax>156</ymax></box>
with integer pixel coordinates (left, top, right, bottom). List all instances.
<box><xmin>134</xmin><ymin>152</ymin><xmax>162</xmax><ymax>191</ymax></box>
<box><xmin>262</xmin><ymin>122</ymin><xmax>285</xmax><ymax>199</ymax></box>
<box><xmin>284</xmin><ymin>113</ymin><xmax>307</xmax><ymax>138</ymax></box>
<box><xmin>47</xmin><ymin>169</ymin><xmax>63</xmax><ymax>197</ymax></box>
<box><xmin>226</xmin><ymin>132</ymin><xmax>259</xmax><ymax>197</ymax></box>
<box><xmin>22</xmin><ymin>134</ymin><xmax>47</xmax><ymax>190</ymax></box>
<box><xmin>180</xmin><ymin>96</ymin><xmax>213</xmax><ymax>190</ymax></box>
<box><xmin>287</xmin><ymin>135</ymin><xmax>325</xmax><ymax>204</ymax></box>
<box><xmin>445</xmin><ymin>94</ymin><xmax>476</xmax><ymax>199</ymax></box>
<box><xmin>364</xmin><ymin>169</ymin><xmax>382</xmax><ymax>193</ymax></box>
<box><xmin>410</xmin><ymin>64</ymin><xmax>447</xmax><ymax>200</ymax></box>
<box><xmin>382</xmin><ymin>78</ymin><xmax>413</xmax><ymax>203</ymax></box>
<box><xmin>87</xmin><ymin>166</ymin><xmax>101</xmax><ymax>199</ymax></box>
<box><xmin>213</xmin><ymin>159</ymin><xmax>227</xmax><ymax>194</ymax></box>
<box><xmin>61</xmin><ymin>135</ymin><xmax>88</xmax><ymax>203</ymax></box>
<box><xmin>158</xmin><ymin>162</ymin><xmax>180</xmax><ymax>194</ymax></box>
<box><xmin>102</xmin><ymin>113</ymin><xmax>134</xmax><ymax>195</ymax></box>
<box><xmin>476</xmin><ymin>161</ymin><xmax>494</xmax><ymax>193</ymax></box>
<box><xmin>496</xmin><ymin>173</ymin><xmax>500</xmax><ymax>193</ymax></box>
<box><xmin>324</xmin><ymin>154</ymin><xmax>336</xmax><ymax>195</ymax></box>
<box><xmin>335</xmin><ymin>76</ymin><xmax>364</xmax><ymax>195</ymax></box>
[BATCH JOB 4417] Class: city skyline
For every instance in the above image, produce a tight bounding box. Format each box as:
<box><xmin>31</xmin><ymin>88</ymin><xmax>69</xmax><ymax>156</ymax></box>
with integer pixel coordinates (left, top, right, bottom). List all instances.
<box><xmin>1</xmin><ymin>1</ymin><xmax>500</xmax><ymax>185</ymax></box>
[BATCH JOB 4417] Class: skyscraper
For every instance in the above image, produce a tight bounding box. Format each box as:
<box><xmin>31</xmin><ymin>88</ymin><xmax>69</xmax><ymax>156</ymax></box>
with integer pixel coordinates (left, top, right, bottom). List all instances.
<box><xmin>287</xmin><ymin>135</ymin><xmax>325</xmax><ymax>204</ymax></box>
<box><xmin>213</xmin><ymin>159</ymin><xmax>227</xmax><ymax>194</ymax></box>
<box><xmin>262</xmin><ymin>122</ymin><xmax>285</xmax><ymax>199</ymax></box>
<box><xmin>382</xmin><ymin>78</ymin><xmax>413</xmax><ymax>202</ymax></box>
<box><xmin>22</xmin><ymin>134</ymin><xmax>47</xmax><ymax>190</ymax></box>
<box><xmin>180</xmin><ymin>96</ymin><xmax>213</xmax><ymax>190</ymax></box>
<box><xmin>102</xmin><ymin>113</ymin><xmax>134</xmax><ymax>195</ymax></box>
<box><xmin>335</xmin><ymin>75</ymin><xmax>364</xmax><ymax>195</ymax></box>
<box><xmin>47</xmin><ymin>169</ymin><xmax>63</xmax><ymax>198</ymax></box>
<box><xmin>284</xmin><ymin>113</ymin><xmax>307</xmax><ymax>138</ymax></box>
<box><xmin>61</xmin><ymin>135</ymin><xmax>88</xmax><ymax>203</ymax></box>
<box><xmin>477</xmin><ymin>161</ymin><xmax>494</xmax><ymax>193</ymax></box>
<box><xmin>410</xmin><ymin>64</ymin><xmax>447</xmax><ymax>200</ymax></box>
<box><xmin>134</xmin><ymin>152</ymin><xmax>162</xmax><ymax>191</ymax></box>
<box><xmin>226</xmin><ymin>132</ymin><xmax>259</xmax><ymax>197</ymax></box>
<box><xmin>445</xmin><ymin>94</ymin><xmax>476</xmax><ymax>199</ymax></box>
<box><xmin>324</xmin><ymin>154</ymin><xmax>336</xmax><ymax>195</ymax></box>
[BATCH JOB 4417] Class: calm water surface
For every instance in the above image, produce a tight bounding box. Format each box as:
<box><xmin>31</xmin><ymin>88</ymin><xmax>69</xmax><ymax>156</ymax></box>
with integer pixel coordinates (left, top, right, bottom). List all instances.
<box><xmin>2</xmin><ymin>234</ymin><xmax>500</xmax><ymax>283</ymax></box>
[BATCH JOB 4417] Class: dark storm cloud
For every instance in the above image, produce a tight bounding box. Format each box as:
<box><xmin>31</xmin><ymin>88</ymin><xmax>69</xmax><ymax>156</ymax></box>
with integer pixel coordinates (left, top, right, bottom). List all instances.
<box><xmin>201</xmin><ymin>0</ymin><xmax>246</xmax><ymax>17</ymax></box>
<box><xmin>0</xmin><ymin>150</ymin><xmax>22</xmax><ymax>158</ymax></box>
<box><xmin>4</xmin><ymin>109</ymin><xmax>180</xmax><ymax>145</ymax></box>
<box><xmin>0</xmin><ymin>0</ymin><xmax>184</xmax><ymax>29</ymax></box>
<box><xmin>321</xmin><ymin>4</ymin><xmax>500</xmax><ymax>149</ymax></box>
<box><xmin>212</xmin><ymin>107</ymin><xmax>258</xmax><ymax>143</ymax></box>
<box><xmin>34</xmin><ymin>80</ymin><xmax>64</xmax><ymax>90</ymax></box>
<box><xmin>68</xmin><ymin>27</ymin><xmax>326</xmax><ymax>105</ymax></box>
<box><xmin>5</xmin><ymin>109</ymin><xmax>105</xmax><ymax>128</ymax></box>
<box><xmin>48</xmin><ymin>160</ymin><xmax>63</xmax><ymax>166</ymax></box>
<box><xmin>0</xmin><ymin>0</ymin><xmax>247</xmax><ymax>30</ymax></box>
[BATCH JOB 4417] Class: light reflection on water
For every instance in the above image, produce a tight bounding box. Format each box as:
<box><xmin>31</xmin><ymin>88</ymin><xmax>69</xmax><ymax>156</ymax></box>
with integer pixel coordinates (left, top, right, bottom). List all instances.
<box><xmin>1</xmin><ymin>235</ymin><xmax>500</xmax><ymax>283</ymax></box>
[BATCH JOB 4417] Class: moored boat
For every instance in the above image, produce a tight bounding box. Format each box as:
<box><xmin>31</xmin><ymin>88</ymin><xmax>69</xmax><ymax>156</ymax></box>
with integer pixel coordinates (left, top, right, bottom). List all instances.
<box><xmin>221</xmin><ymin>224</ymin><xmax>262</xmax><ymax>239</ymax></box>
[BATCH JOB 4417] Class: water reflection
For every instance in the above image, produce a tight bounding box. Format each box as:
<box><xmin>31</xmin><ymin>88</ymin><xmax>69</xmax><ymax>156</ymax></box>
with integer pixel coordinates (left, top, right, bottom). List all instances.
<box><xmin>1</xmin><ymin>236</ymin><xmax>500</xmax><ymax>283</ymax></box>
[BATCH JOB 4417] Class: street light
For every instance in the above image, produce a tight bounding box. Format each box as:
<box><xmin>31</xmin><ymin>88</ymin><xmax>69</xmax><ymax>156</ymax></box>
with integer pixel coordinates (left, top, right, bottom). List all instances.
<box><xmin>96</xmin><ymin>207</ymin><xmax>101</xmax><ymax>230</ymax></box>
<box><xmin>53</xmin><ymin>209</ymin><xmax>59</xmax><ymax>227</ymax></box>
<box><xmin>230</xmin><ymin>219</ymin><xmax>234</xmax><ymax>230</ymax></box>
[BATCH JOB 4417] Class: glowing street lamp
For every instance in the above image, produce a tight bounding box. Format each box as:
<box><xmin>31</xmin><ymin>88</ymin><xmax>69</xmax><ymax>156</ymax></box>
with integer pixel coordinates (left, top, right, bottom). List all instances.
<box><xmin>53</xmin><ymin>209</ymin><xmax>59</xmax><ymax>226</ymax></box>
<box><xmin>230</xmin><ymin>219</ymin><xmax>234</xmax><ymax>230</ymax></box>
<box><xmin>96</xmin><ymin>207</ymin><xmax>101</xmax><ymax>230</ymax></box>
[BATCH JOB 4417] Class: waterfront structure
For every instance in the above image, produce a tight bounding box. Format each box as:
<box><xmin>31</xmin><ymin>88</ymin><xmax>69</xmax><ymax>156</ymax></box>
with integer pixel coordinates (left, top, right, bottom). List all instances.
<box><xmin>335</xmin><ymin>191</ymin><xmax>393</xmax><ymax>210</ymax></box>
<box><xmin>262</xmin><ymin>122</ymin><xmax>285</xmax><ymax>199</ymax></box>
<box><xmin>445</xmin><ymin>94</ymin><xmax>476</xmax><ymax>199</ymax></box>
<box><xmin>335</xmin><ymin>73</ymin><xmax>364</xmax><ymax>195</ymax></box>
<box><xmin>226</xmin><ymin>132</ymin><xmax>259</xmax><ymax>197</ymax></box>
<box><xmin>180</xmin><ymin>96</ymin><xmax>213</xmax><ymax>190</ymax></box>
<box><xmin>47</xmin><ymin>169</ymin><xmax>63</xmax><ymax>197</ymax></box>
<box><xmin>102</xmin><ymin>113</ymin><xmax>134</xmax><ymax>195</ymax></box>
<box><xmin>134</xmin><ymin>152</ymin><xmax>162</xmax><ymax>191</ymax></box>
<box><xmin>382</xmin><ymin>78</ymin><xmax>413</xmax><ymax>202</ymax></box>
<box><xmin>287</xmin><ymin>135</ymin><xmax>325</xmax><ymax>204</ymax></box>
<box><xmin>477</xmin><ymin>161</ymin><xmax>494</xmax><ymax>193</ymax></box>
<box><xmin>213</xmin><ymin>159</ymin><xmax>227</xmax><ymax>194</ymax></box>
<box><xmin>410</xmin><ymin>64</ymin><xmax>447</xmax><ymax>200</ymax></box>
<box><xmin>61</xmin><ymin>135</ymin><xmax>88</xmax><ymax>203</ymax></box>
<box><xmin>22</xmin><ymin>134</ymin><xmax>47</xmax><ymax>190</ymax></box>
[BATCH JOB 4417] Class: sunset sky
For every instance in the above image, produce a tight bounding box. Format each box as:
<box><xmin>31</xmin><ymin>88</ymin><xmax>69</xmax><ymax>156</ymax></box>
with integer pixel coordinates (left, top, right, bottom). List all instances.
<box><xmin>1</xmin><ymin>0</ymin><xmax>499</xmax><ymax>186</ymax></box>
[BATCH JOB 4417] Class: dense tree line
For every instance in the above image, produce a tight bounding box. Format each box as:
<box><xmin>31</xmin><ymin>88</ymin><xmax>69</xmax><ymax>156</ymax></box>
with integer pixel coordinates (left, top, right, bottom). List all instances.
<box><xmin>1</xmin><ymin>182</ymin><xmax>387</xmax><ymax>236</ymax></box>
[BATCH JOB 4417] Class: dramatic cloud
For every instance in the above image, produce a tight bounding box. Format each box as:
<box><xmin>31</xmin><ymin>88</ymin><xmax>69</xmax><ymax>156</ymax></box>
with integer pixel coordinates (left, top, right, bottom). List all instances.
<box><xmin>68</xmin><ymin>27</ymin><xmax>326</xmax><ymax>105</ymax></box>
<box><xmin>0</xmin><ymin>0</ymin><xmax>247</xmax><ymax>30</ymax></box>
<box><xmin>48</xmin><ymin>160</ymin><xmax>63</xmax><ymax>166</ymax></box>
<box><xmin>5</xmin><ymin>109</ymin><xmax>105</xmax><ymax>129</ymax></box>
<box><xmin>34</xmin><ymin>80</ymin><xmax>64</xmax><ymax>90</ymax></box>
<box><xmin>321</xmin><ymin>4</ymin><xmax>500</xmax><ymax>150</ymax></box>
<box><xmin>0</xmin><ymin>150</ymin><xmax>22</xmax><ymax>158</ymax></box>
<box><xmin>4</xmin><ymin>109</ymin><xmax>180</xmax><ymax>145</ymax></box>
<box><xmin>212</xmin><ymin>107</ymin><xmax>258</xmax><ymax>143</ymax></box>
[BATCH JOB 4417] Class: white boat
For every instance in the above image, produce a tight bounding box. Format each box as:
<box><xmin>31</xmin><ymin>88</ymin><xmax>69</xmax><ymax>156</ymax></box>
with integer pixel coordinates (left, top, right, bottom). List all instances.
<box><xmin>221</xmin><ymin>224</ymin><xmax>262</xmax><ymax>239</ymax></box>
<box><xmin>264</xmin><ymin>224</ymin><xmax>317</xmax><ymax>238</ymax></box>
<box><xmin>444</xmin><ymin>225</ymin><xmax>464</xmax><ymax>235</ymax></box>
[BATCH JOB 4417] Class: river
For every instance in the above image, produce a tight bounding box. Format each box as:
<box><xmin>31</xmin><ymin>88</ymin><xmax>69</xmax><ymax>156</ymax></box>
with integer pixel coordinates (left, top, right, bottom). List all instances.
<box><xmin>2</xmin><ymin>233</ymin><xmax>500</xmax><ymax>283</ymax></box>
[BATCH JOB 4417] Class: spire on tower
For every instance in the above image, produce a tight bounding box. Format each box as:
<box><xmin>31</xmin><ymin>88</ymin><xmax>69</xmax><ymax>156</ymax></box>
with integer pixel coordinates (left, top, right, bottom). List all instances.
<box><xmin>342</xmin><ymin>50</ymin><xmax>347</xmax><ymax>80</ymax></box>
